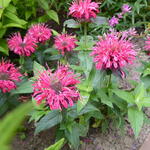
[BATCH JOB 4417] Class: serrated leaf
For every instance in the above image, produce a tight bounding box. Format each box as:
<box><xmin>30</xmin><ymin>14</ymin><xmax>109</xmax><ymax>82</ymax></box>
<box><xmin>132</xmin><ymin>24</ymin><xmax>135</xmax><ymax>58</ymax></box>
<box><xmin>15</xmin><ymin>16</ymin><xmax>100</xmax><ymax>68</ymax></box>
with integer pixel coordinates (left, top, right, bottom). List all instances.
<box><xmin>11</xmin><ymin>81</ymin><xmax>33</xmax><ymax>94</ymax></box>
<box><xmin>33</xmin><ymin>61</ymin><xmax>46</xmax><ymax>77</ymax></box>
<box><xmin>113</xmin><ymin>89</ymin><xmax>134</xmax><ymax>104</ymax></box>
<box><xmin>35</xmin><ymin>110</ymin><xmax>62</xmax><ymax>134</ymax></box>
<box><xmin>77</xmin><ymin>91</ymin><xmax>90</xmax><ymax>112</ymax></box>
<box><xmin>128</xmin><ymin>107</ymin><xmax>143</xmax><ymax>137</ymax></box>
<box><xmin>78</xmin><ymin>103</ymin><xmax>99</xmax><ymax>115</ymax></box>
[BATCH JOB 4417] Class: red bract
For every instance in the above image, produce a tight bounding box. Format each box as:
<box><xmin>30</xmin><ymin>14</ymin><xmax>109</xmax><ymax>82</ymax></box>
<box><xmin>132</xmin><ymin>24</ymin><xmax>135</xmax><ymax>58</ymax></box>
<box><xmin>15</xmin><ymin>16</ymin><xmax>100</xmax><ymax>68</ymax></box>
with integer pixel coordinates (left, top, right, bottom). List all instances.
<box><xmin>0</xmin><ymin>60</ymin><xmax>22</xmax><ymax>93</ymax></box>
<box><xmin>145</xmin><ymin>37</ymin><xmax>150</xmax><ymax>52</ymax></box>
<box><xmin>69</xmin><ymin>0</ymin><xmax>99</xmax><ymax>21</ymax></box>
<box><xmin>91</xmin><ymin>32</ymin><xmax>136</xmax><ymax>72</ymax></box>
<box><xmin>27</xmin><ymin>23</ymin><xmax>52</xmax><ymax>43</ymax></box>
<box><xmin>33</xmin><ymin>66</ymin><xmax>80</xmax><ymax>110</ymax></box>
<box><xmin>54</xmin><ymin>34</ymin><xmax>77</xmax><ymax>55</ymax></box>
<box><xmin>8</xmin><ymin>33</ymin><xmax>37</xmax><ymax>56</ymax></box>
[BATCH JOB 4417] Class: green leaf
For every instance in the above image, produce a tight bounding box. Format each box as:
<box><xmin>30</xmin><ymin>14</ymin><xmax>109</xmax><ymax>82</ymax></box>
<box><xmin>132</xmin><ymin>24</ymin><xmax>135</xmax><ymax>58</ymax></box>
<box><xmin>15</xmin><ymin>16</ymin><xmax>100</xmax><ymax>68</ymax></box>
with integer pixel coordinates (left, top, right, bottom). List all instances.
<box><xmin>134</xmin><ymin>83</ymin><xmax>145</xmax><ymax>108</ymax></box>
<box><xmin>0</xmin><ymin>102</ymin><xmax>32</xmax><ymax>147</ymax></box>
<box><xmin>3</xmin><ymin>23</ymin><xmax>25</xmax><ymax>28</ymax></box>
<box><xmin>64</xmin><ymin>19</ymin><xmax>80</xmax><ymax>28</ymax></box>
<box><xmin>113</xmin><ymin>89</ymin><xmax>134</xmax><ymax>104</ymax></box>
<box><xmin>0</xmin><ymin>0</ymin><xmax>12</xmax><ymax>18</ymax></box>
<box><xmin>143</xmin><ymin>68</ymin><xmax>150</xmax><ymax>77</ymax></box>
<box><xmin>46</xmin><ymin>10</ymin><xmax>59</xmax><ymax>24</ymax></box>
<box><xmin>44</xmin><ymin>138</ymin><xmax>65</xmax><ymax>150</ymax></box>
<box><xmin>128</xmin><ymin>107</ymin><xmax>143</xmax><ymax>137</ymax></box>
<box><xmin>51</xmin><ymin>29</ymin><xmax>59</xmax><ymax>36</ymax></box>
<box><xmin>46</xmin><ymin>54</ymin><xmax>62</xmax><ymax>61</ymax></box>
<box><xmin>0</xmin><ymin>39</ymin><xmax>8</xmax><ymax>55</ymax></box>
<box><xmin>97</xmin><ymin>89</ymin><xmax>113</xmax><ymax>108</ymax></box>
<box><xmin>138</xmin><ymin>97</ymin><xmax>150</xmax><ymax>107</ymax></box>
<box><xmin>11</xmin><ymin>81</ymin><xmax>33</xmax><ymax>94</ymax></box>
<box><xmin>38</xmin><ymin>0</ymin><xmax>49</xmax><ymax>10</ymax></box>
<box><xmin>78</xmin><ymin>103</ymin><xmax>99</xmax><ymax>115</ymax></box>
<box><xmin>91</xmin><ymin>16</ymin><xmax>107</xmax><ymax>25</ymax></box>
<box><xmin>35</xmin><ymin>110</ymin><xmax>62</xmax><ymax>134</ymax></box>
<box><xmin>33</xmin><ymin>61</ymin><xmax>46</xmax><ymax>77</ymax></box>
<box><xmin>77</xmin><ymin>91</ymin><xmax>90</xmax><ymax>112</ymax></box>
<box><xmin>4</xmin><ymin>11</ymin><xmax>27</xmax><ymax>25</ymax></box>
<box><xmin>65</xmin><ymin>123</ymin><xmax>80</xmax><ymax>150</ymax></box>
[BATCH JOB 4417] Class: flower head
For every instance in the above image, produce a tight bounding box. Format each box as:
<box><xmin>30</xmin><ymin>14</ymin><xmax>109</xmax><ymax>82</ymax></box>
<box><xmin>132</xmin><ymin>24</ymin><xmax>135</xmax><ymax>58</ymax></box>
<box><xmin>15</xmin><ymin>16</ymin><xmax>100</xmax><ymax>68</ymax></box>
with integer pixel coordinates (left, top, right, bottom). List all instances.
<box><xmin>69</xmin><ymin>0</ymin><xmax>100</xmax><ymax>21</ymax></box>
<box><xmin>8</xmin><ymin>32</ymin><xmax>37</xmax><ymax>56</ymax></box>
<box><xmin>90</xmin><ymin>32</ymin><xmax>136</xmax><ymax>77</ymax></box>
<box><xmin>109</xmin><ymin>16</ymin><xmax>119</xmax><ymax>27</ymax></box>
<box><xmin>145</xmin><ymin>37</ymin><xmax>150</xmax><ymax>52</ymax></box>
<box><xmin>0</xmin><ymin>60</ymin><xmax>22</xmax><ymax>93</ymax></box>
<box><xmin>33</xmin><ymin>66</ymin><xmax>80</xmax><ymax>110</ymax></box>
<box><xmin>54</xmin><ymin>34</ymin><xmax>77</xmax><ymax>55</ymax></box>
<box><xmin>27</xmin><ymin>23</ymin><xmax>52</xmax><ymax>43</ymax></box>
<box><xmin>122</xmin><ymin>4</ymin><xmax>132</xmax><ymax>14</ymax></box>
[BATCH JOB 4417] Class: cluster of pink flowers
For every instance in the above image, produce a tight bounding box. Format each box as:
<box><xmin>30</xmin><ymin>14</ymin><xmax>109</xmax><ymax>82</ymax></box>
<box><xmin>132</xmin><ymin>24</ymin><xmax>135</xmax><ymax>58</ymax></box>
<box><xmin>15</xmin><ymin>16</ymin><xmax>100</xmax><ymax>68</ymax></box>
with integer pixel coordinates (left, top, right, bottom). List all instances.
<box><xmin>33</xmin><ymin>66</ymin><xmax>80</xmax><ymax>110</ymax></box>
<box><xmin>90</xmin><ymin>31</ymin><xmax>136</xmax><ymax>78</ymax></box>
<box><xmin>69</xmin><ymin>0</ymin><xmax>100</xmax><ymax>22</ymax></box>
<box><xmin>145</xmin><ymin>37</ymin><xmax>150</xmax><ymax>55</ymax></box>
<box><xmin>7</xmin><ymin>23</ymin><xmax>51</xmax><ymax>56</ymax></box>
<box><xmin>54</xmin><ymin>34</ymin><xmax>77</xmax><ymax>55</ymax></box>
<box><xmin>109</xmin><ymin>4</ymin><xmax>132</xmax><ymax>27</ymax></box>
<box><xmin>0</xmin><ymin>60</ymin><xmax>22</xmax><ymax>93</ymax></box>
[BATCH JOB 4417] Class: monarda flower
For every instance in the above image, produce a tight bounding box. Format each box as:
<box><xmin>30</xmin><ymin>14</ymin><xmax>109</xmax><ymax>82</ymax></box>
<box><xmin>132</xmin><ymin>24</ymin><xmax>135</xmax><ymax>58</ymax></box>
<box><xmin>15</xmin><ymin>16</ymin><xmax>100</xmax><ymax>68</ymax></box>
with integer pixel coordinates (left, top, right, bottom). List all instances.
<box><xmin>27</xmin><ymin>23</ymin><xmax>52</xmax><ymax>43</ymax></box>
<box><xmin>109</xmin><ymin>16</ymin><xmax>119</xmax><ymax>27</ymax></box>
<box><xmin>69</xmin><ymin>0</ymin><xmax>99</xmax><ymax>22</ymax></box>
<box><xmin>8</xmin><ymin>32</ymin><xmax>37</xmax><ymax>56</ymax></box>
<box><xmin>54</xmin><ymin>34</ymin><xmax>77</xmax><ymax>55</ymax></box>
<box><xmin>0</xmin><ymin>60</ymin><xmax>22</xmax><ymax>93</ymax></box>
<box><xmin>90</xmin><ymin>32</ymin><xmax>136</xmax><ymax>77</ymax></box>
<box><xmin>145</xmin><ymin>37</ymin><xmax>150</xmax><ymax>55</ymax></box>
<box><xmin>33</xmin><ymin>66</ymin><xmax>80</xmax><ymax>110</ymax></box>
<box><xmin>122</xmin><ymin>4</ymin><xmax>132</xmax><ymax>14</ymax></box>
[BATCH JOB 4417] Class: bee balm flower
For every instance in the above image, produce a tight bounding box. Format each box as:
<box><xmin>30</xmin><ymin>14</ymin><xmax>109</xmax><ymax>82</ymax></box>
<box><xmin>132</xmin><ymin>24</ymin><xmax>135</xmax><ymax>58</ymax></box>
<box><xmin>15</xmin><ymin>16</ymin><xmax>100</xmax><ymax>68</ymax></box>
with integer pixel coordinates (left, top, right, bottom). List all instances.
<box><xmin>27</xmin><ymin>23</ymin><xmax>52</xmax><ymax>43</ymax></box>
<box><xmin>0</xmin><ymin>60</ymin><xmax>22</xmax><ymax>93</ymax></box>
<box><xmin>54</xmin><ymin>34</ymin><xmax>77</xmax><ymax>55</ymax></box>
<box><xmin>33</xmin><ymin>66</ymin><xmax>80</xmax><ymax>110</ymax></box>
<box><xmin>122</xmin><ymin>4</ymin><xmax>132</xmax><ymax>14</ymax></box>
<box><xmin>8</xmin><ymin>32</ymin><xmax>37</xmax><ymax>56</ymax></box>
<box><xmin>90</xmin><ymin>32</ymin><xmax>136</xmax><ymax>77</ymax></box>
<box><xmin>69</xmin><ymin>0</ymin><xmax>100</xmax><ymax>22</ymax></box>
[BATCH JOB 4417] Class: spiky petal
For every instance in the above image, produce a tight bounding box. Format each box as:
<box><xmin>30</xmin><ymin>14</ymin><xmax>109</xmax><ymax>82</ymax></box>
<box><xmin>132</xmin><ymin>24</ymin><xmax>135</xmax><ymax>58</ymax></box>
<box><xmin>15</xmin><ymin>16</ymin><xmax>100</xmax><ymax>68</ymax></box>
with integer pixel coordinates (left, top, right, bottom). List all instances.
<box><xmin>33</xmin><ymin>66</ymin><xmax>80</xmax><ymax>110</ymax></box>
<box><xmin>90</xmin><ymin>32</ymin><xmax>136</xmax><ymax>76</ymax></box>
<box><xmin>0</xmin><ymin>60</ymin><xmax>22</xmax><ymax>93</ymax></box>
<box><xmin>27</xmin><ymin>23</ymin><xmax>52</xmax><ymax>43</ymax></box>
<box><xmin>54</xmin><ymin>34</ymin><xmax>77</xmax><ymax>55</ymax></box>
<box><xmin>69</xmin><ymin>0</ymin><xmax>100</xmax><ymax>21</ymax></box>
<box><xmin>7</xmin><ymin>32</ymin><xmax>37</xmax><ymax>56</ymax></box>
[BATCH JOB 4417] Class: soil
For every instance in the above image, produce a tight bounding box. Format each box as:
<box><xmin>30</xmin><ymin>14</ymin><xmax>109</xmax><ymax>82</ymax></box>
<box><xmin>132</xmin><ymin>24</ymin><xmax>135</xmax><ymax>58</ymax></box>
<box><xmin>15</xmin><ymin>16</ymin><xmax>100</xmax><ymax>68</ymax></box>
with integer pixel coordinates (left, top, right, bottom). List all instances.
<box><xmin>12</xmin><ymin>36</ymin><xmax>150</xmax><ymax>150</ymax></box>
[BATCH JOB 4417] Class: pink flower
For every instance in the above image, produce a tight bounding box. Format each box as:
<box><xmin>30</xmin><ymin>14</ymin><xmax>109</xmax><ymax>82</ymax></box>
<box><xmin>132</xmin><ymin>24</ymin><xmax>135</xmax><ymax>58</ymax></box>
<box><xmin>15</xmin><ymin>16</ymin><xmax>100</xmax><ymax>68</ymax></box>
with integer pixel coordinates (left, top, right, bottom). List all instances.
<box><xmin>69</xmin><ymin>0</ymin><xmax>100</xmax><ymax>21</ymax></box>
<box><xmin>145</xmin><ymin>37</ymin><xmax>150</xmax><ymax>51</ymax></box>
<box><xmin>27</xmin><ymin>23</ymin><xmax>52</xmax><ymax>43</ymax></box>
<box><xmin>54</xmin><ymin>34</ymin><xmax>77</xmax><ymax>55</ymax></box>
<box><xmin>109</xmin><ymin>16</ymin><xmax>119</xmax><ymax>27</ymax></box>
<box><xmin>122</xmin><ymin>4</ymin><xmax>132</xmax><ymax>14</ymax></box>
<box><xmin>8</xmin><ymin>32</ymin><xmax>37</xmax><ymax>56</ymax></box>
<box><xmin>90</xmin><ymin>32</ymin><xmax>136</xmax><ymax>74</ymax></box>
<box><xmin>0</xmin><ymin>60</ymin><xmax>22</xmax><ymax>93</ymax></box>
<box><xmin>33</xmin><ymin>66</ymin><xmax>80</xmax><ymax>110</ymax></box>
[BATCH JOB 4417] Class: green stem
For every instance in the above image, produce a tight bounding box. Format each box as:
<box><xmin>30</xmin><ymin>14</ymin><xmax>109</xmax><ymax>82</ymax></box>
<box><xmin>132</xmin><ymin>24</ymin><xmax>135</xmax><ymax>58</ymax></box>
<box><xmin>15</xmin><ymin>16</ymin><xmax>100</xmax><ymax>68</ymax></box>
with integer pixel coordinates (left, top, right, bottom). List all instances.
<box><xmin>19</xmin><ymin>56</ymin><xmax>25</xmax><ymax>66</ymax></box>
<box><xmin>84</xmin><ymin>22</ymin><xmax>87</xmax><ymax>48</ymax></box>
<box><xmin>107</xmin><ymin>74</ymin><xmax>111</xmax><ymax>87</ymax></box>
